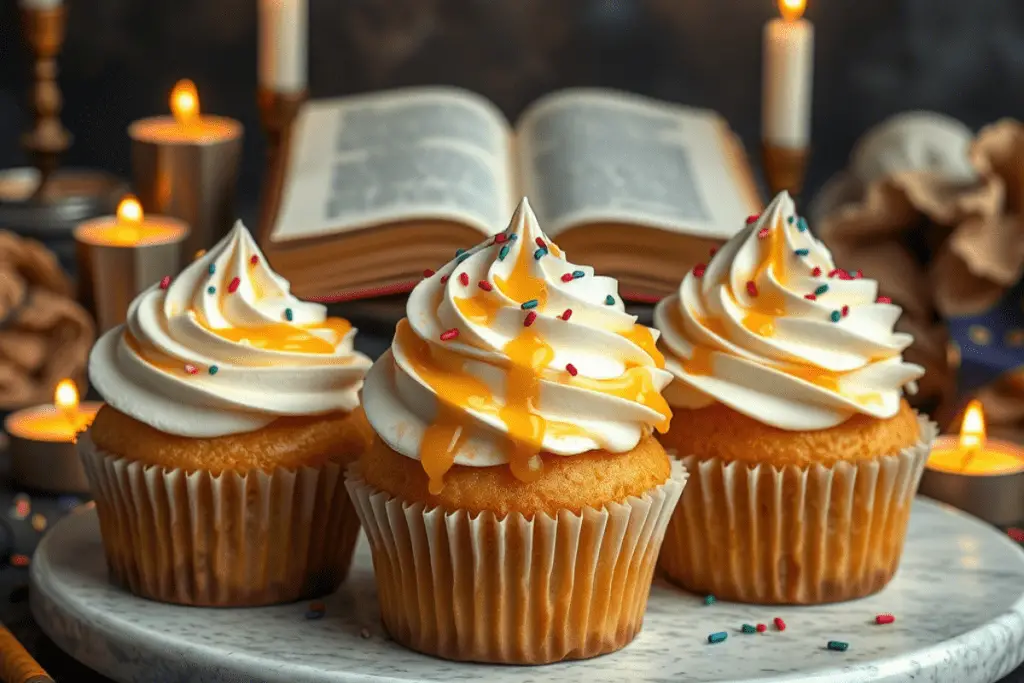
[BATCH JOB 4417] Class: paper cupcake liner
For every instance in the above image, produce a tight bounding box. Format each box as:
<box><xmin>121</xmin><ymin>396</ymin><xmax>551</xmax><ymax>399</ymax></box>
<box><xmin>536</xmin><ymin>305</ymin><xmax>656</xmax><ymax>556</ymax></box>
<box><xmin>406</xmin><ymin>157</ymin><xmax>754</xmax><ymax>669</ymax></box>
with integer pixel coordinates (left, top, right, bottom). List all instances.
<box><xmin>345</xmin><ymin>460</ymin><xmax>687</xmax><ymax>665</ymax></box>
<box><xmin>78</xmin><ymin>432</ymin><xmax>362</xmax><ymax>607</ymax></box>
<box><xmin>659</xmin><ymin>415</ymin><xmax>937</xmax><ymax>605</ymax></box>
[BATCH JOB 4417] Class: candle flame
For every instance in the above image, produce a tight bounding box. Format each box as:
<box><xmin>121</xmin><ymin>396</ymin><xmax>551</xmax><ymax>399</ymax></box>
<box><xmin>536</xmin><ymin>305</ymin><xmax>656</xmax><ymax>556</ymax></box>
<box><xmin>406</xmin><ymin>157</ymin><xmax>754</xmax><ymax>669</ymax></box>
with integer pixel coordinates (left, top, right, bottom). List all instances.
<box><xmin>959</xmin><ymin>399</ymin><xmax>987</xmax><ymax>451</ymax></box>
<box><xmin>54</xmin><ymin>379</ymin><xmax>79</xmax><ymax>426</ymax></box>
<box><xmin>779</xmin><ymin>0</ymin><xmax>806</xmax><ymax>21</ymax></box>
<box><xmin>116</xmin><ymin>196</ymin><xmax>144</xmax><ymax>226</ymax></box>
<box><xmin>171</xmin><ymin>79</ymin><xmax>200</xmax><ymax>126</ymax></box>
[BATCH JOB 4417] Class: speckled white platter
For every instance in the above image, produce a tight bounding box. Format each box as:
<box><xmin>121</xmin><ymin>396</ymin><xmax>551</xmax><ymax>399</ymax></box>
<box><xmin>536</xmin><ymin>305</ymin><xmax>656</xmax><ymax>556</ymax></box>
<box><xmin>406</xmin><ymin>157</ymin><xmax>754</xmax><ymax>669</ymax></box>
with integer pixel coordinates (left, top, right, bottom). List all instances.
<box><xmin>29</xmin><ymin>498</ymin><xmax>1024</xmax><ymax>683</ymax></box>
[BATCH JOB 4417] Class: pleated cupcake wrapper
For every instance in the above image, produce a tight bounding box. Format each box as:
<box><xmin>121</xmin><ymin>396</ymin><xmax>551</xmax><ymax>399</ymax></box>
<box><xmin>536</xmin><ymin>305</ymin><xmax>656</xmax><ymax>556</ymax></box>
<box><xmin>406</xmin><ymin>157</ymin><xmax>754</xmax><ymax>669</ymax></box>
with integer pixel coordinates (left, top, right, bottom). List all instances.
<box><xmin>78</xmin><ymin>432</ymin><xmax>362</xmax><ymax>607</ymax></box>
<box><xmin>345</xmin><ymin>460</ymin><xmax>687</xmax><ymax>665</ymax></box>
<box><xmin>660</xmin><ymin>415</ymin><xmax>937</xmax><ymax>605</ymax></box>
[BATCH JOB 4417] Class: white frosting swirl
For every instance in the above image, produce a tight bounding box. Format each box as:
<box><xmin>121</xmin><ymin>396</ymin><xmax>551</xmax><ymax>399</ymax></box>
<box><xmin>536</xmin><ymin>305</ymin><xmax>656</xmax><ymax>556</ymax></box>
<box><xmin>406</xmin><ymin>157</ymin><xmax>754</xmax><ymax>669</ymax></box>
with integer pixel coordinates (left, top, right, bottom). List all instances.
<box><xmin>89</xmin><ymin>221</ymin><xmax>371</xmax><ymax>438</ymax></box>
<box><xmin>363</xmin><ymin>198</ymin><xmax>672</xmax><ymax>488</ymax></box>
<box><xmin>653</xmin><ymin>191</ymin><xmax>924</xmax><ymax>431</ymax></box>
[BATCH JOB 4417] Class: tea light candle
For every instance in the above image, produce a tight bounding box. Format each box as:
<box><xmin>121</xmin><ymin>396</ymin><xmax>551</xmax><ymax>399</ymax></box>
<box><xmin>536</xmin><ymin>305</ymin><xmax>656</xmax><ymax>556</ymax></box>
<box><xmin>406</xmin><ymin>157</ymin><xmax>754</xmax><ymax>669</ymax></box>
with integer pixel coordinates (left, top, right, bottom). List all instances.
<box><xmin>919</xmin><ymin>400</ymin><xmax>1024</xmax><ymax>526</ymax></box>
<box><xmin>75</xmin><ymin>195</ymin><xmax>188</xmax><ymax>248</ymax></box>
<box><xmin>762</xmin><ymin>0</ymin><xmax>814</xmax><ymax>148</ymax></box>
<box><xmin>3</xmin><ymin>379</ymin><xmax>101</xmax><ymax>493</ymax></box>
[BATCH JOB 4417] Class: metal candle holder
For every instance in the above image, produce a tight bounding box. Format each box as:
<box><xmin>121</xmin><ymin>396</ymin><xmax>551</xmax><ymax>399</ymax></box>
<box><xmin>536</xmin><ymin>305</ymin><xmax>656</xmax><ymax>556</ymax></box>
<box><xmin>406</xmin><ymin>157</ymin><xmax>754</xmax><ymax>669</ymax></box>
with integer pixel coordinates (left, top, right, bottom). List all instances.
<box><xmin>256</xmin><ymin>87</ymin><xmax>307</xmax><ymax>239</ymax></box>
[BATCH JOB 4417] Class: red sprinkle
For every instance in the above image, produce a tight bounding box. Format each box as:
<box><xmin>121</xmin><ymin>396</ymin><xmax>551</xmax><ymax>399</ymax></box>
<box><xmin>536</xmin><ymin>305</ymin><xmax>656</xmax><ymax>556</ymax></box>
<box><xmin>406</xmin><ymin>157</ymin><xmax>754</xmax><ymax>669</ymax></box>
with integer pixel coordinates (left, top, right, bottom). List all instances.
<box><xmin>746</xmin><ymin>280</ymin><xmax>758</xmax><ymax>297</ymax></box>
<box><xmin>841</xmin><ymin>305</ymin><xmax>850</xmax><ymax>317</ymax></box>
<box><xmin>228</xmin><ymin>277</ymin><xmax>241</xmax><ymax>293</ymax></box>
<box><xmin>804</xmin><ymin>294</ymin><xmax>817</xmax><ymax>301</ymax></box>
<box><xmin>811</xmin><ymin>266</ymin><xmax>821</xmax><ymax>277</ymax></box>
<box><xmin>478</xmin><ymin>280</ymin><xmax>493</xmax><ymax>291</ymax></box>
<box><xmin>693</xmin><ymin>263</ymin><xmax>707</xmax><ymax>278</ymax></box>
<box><xmin>440</xmin><ymin>275</ymin><xmax>449</xmax><ymax>284</ymax></box>
<box><xmin>440</xmin><ymin>328</ymin><xmax>459</xmax><ymax>341</ymax></box>
<box><xmin>184</xmin><ymin>363</ymin><xmax>199</xmax><ymax>375</ymax></box>
<box><xmin>159</xmin><ymin>275</ymin><xmax>171</xmax><ymax>289</ymax></box>
<box><xmin>494</xmin><ymin>233</ymin><xmax>508</xmax><ymax>244</ymax></box>
<box><xmin>423</xmin><ymin>268</ymin><xmax>436</xmax><ymax>278</ymax></box>
<box><xmin>566</xmin><ymin>363</ymin><xmax>578</xmax><ymax>376</ymax></box>
<box><xmin>875</xmin><ymin>614</ymin><xmax>895</xmax><ymax>625</ymax></box>
<box><xmin>1009</xmin><ymin>527</ymin><xmax>1024</xmax><ymax>543</ymax></box>
<box><xmin>828</xmin><ymin>268</ymin><xmax>840</xmax><ymax>278</ymax></box>
<box><xmin>838</xmin><ymin>270</ymin><xmax>853</xmax><ymax>280</ymax></box>
<box><xmin>746</xmin><ymin>214</ymin><xmax>760</xmax><ymax>224</ymax></box>
<box><xmin>854</xmin><ymin>269</ymin><xmax>863</xmax><ymax>279</ymax></box>
<box><xmin>561</xmin><ymin>273</ymin><xmax>574</xmax><ymax>282</ymax></box>
<box><xmin>458</xmin><ymin>272</ymin><xmax>469</xmax><ymax>286</ymax></box>
<box><xmin>561</xmin><ymin>308</ymin><xmax>573</xmax><ymax>321</ymax></box>
<box><xmin>250</xmin><ymin>255</ymin><xmax>259</xmax><ymax>265</ymax></box>
<box><xmin>535</xmin><ymin>237</ymin><xmax>546</xmax><ymax>248</ymax></box>
<box><xmin>524</xmin><ymin>311</ymin><xmax>537</xmax><ymax>327</ymax></box>
<box><xmin>877</xmin><ymin>296</ymin><xmax>892</xmax><ymax>304</ymax></box>
<box><xmin>774</xmin><ymin>617</ymin><xmax>786</xmax><ymax>631</ymax></box>
<box><xmin>756</xmin><ymin>624</ymin><xmax>767</xmax><ymax>633</ymax></box>
<box><xmin>757</xmin><ymin>227</ymin><xmax>770</xmax><ymax>239</ymax></box>
<box><xmin>709</xmin><ymin>247</ymin><xmax>718</xmax><ymax>257</ymax></box>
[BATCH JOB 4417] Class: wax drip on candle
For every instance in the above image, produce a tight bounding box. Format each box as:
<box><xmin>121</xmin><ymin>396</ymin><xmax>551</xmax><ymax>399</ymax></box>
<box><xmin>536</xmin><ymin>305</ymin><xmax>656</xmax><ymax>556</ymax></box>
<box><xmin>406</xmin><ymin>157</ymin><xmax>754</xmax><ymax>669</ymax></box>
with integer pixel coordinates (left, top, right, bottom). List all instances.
<box><xmin>54</xmin><ymin>379</ymin><xmax>79</xmax><ymax>429</ymax></box>
<box><xmin>171</xmin><ymin>79</ymin><xmax>200</xmax><ymax>128</ymax></box>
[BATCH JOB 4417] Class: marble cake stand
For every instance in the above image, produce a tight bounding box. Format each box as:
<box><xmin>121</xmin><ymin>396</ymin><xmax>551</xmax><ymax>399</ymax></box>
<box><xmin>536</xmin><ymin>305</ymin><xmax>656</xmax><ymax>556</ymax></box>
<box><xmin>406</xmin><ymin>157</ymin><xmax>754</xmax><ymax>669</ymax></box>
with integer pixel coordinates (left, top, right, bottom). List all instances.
<box><xmin>29</xmin><ymin>498</ymin><xmax>1024</xmax><ymax>683</ymax></box>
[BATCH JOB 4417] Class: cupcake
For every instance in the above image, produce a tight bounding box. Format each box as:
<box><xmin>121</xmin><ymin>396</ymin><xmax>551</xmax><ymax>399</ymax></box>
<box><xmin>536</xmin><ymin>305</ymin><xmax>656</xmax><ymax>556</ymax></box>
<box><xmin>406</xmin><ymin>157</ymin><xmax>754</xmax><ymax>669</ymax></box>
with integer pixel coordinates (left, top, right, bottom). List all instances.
<box><xmin>348</xmin><ymin>198</ymin><xmax>686</xmax><ymax>664</ymax></box>
<box><xmin>80</xmin><ymin>222</ymin><xmax>373</xmax><ymax>606</ymax></box>
<box><xmin>653</xmin><ymin>191</ymin><xmax>935</xmax><ymax>605</ymax></box>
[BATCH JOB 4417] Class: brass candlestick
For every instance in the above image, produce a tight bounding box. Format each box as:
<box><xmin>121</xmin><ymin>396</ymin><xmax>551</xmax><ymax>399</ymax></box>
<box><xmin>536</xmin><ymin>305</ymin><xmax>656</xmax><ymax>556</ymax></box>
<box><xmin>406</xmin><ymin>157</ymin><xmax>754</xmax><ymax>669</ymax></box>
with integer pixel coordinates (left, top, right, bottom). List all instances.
<box><xmin>256</xmin><ymin>87</ymin><xmax>307</xmax><ymax>240</ymax></box>
<box><xmin>19</xmin><ymin>4</ymin><xmax>72</xmax><ymax>197</ymax></box>
<box><xmin>762</xmin><ymin>143</ymin><xmax>809</xmax><ymax>199</ymax></box>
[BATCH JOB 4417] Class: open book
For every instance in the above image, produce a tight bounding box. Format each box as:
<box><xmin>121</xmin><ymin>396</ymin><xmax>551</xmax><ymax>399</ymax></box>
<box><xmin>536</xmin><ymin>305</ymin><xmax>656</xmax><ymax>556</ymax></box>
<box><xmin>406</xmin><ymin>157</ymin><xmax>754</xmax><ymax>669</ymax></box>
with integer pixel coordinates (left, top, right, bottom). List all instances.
<box><xmin>260</xmin><ymin>87</ymin><xmax>762</xmax><ymax>302</ymax></box>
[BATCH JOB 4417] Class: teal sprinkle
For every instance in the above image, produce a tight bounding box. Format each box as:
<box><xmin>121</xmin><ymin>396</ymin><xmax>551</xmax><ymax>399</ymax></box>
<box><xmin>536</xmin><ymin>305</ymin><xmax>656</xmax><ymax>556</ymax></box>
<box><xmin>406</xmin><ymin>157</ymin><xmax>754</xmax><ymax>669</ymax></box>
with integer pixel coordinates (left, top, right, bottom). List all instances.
<box><xmin>814</xmin><ymin>284</ymin><xmax>829</xmax><ymax>296</ymax></box>
<box><xmin>830</xmin><ymin>310</ymin><xmax>842</xmax><ymax>323</ymax></box>
<box><xmin>827</xmin><ymin>641</ymin><xmax>849</xmax><ymax>652</ymax></box>
<box><xmin>498</xmin><ymin>245</ymin><xmax>510</xmax><ymax>261</ymax></box>
<box><xmin>787</xmin><ymin>216</ymin><xmax>795</xmax><ymax>224</ymax></box>
<box><xmin>533</xmin><ymin>247</ymin><xmax>548</xmax><ymax>260</ymax></box>
<box><xmin>704</xmin><ymin>595</ymin><xmax>716</xmax><ymax>606</ymax></box>
<box><xmin>794</xmin><ymin>248</ymin><xmax>809</xmax><ymax>256</ymax></box>
<box><xmin>521</xmin><ymin>299</ymin><xmax>539</xmax><ymax>310</ymax></box>
<box><xmin>208</xmin><ymin>264</ymin><xmax>216</xmax><ymax>275</ymax></box>
<box><xmin>208</xmin><ymin>366</ymin><xmax>219</xmax><ymax>375</ymax></box>
<box><xmin>285</xmin><ymin>308</ymin><xmax>294</xmax><ymax>322</ymax></box>
<box><xmin>798</xmin><ymin>217</ymin><xmax>809</xmax><ymax>232</ymax></box>
<box><xmin>206</xmin><ymin>285</ymin><xmax>216</xmax><ymax>295</ymax></box>
<box><xmin>605</xmin><ymin>295</ymin><xmax>615</xmax><ymax>306</ymax></box>
<box><xmin>456</xmin><ymin>253</ymin><xmax>471</xmax><ymax>264</ymax></box>
<box><xmin>455</xmin><ymin>248</ymin><xmax>467</xmax><ymax>257</ymax></box>
<box><xmin>509</xmin><ymin>233</ymin><xmax>518</xmax><ymax>241</ymax></box>
<box><xmin>572</xmin><ymin>270</ymin><xmax>585</xmax><ymax>279</ymax></box>
<box><xmin>707</xmin><ymin>632</ymin><xmax>728</xmax><ymax>644</ymax></box>
<box><xmin>741</xmin><ymin>624</ymin><xmax>757</xmax><ymax>634</ymax></box>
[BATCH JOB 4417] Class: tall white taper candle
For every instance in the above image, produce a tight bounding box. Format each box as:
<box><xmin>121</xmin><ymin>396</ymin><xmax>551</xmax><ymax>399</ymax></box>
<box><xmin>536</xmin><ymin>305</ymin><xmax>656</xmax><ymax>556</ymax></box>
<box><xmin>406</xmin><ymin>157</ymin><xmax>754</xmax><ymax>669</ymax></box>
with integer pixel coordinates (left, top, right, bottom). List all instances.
<box><xmin>762</xmin><ymin>0</ymin><xmax>814</xmax><ymax>148</ymax></box>
<box><xmin>258</xmin><ymin>0</ymin><xmax>308</xmax><ymax>93</ymax></box>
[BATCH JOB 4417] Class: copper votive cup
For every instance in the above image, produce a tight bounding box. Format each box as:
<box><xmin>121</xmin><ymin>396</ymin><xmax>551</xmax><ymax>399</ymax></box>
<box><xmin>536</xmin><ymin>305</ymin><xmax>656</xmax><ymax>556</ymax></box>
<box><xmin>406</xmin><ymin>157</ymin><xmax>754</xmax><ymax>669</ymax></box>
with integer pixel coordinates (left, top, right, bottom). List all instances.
<box><xmin>918</xmin><ymin>436</ymin><xmax>1024</xmax><ymax>527</ymax></box>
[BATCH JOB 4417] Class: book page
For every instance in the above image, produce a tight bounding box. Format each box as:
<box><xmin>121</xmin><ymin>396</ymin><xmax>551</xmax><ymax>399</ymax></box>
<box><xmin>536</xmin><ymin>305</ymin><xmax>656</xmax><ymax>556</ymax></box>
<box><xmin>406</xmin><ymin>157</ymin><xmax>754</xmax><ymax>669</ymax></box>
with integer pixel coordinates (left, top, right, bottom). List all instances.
<box><xmin>515</xmin><ymin>89</ymin><xmax>758</xmax><ymax>238</ymax></box>
<box><xmin>271</xmin><ymin>87</ymin><xmax>513</xmax><ymax>243</ymax></box>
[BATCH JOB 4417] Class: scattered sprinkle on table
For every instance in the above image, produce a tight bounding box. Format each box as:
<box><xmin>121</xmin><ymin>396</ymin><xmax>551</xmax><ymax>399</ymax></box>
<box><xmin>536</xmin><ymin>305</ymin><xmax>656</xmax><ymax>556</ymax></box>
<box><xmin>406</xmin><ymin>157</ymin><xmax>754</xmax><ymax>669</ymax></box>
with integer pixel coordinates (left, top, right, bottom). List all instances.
<box><xmin>875</xmin><ymin>613</ymin><xmax>895</xmax><ymax>625</ymax></box>
<box><xmin>707</xmin><ymin>631</ymin><xmax>728</xmax><ymax>644</ymax></box>
<box><xmin>827</xmin><ymin>640</ymin><xmax>849</xmax><ymax>652</ymax></box>
<box><xmin>756</xmin><ymin>623</ymin><xmax>767</xmax><ymax>633</ymax></box>
<box><xmin>741</xmin><ymin>624</ymin><xmax>756</xmax><ymax>634</ymax></box>
<box><xmin>305</xmin><ymin>601</ymin><xmax>326</xmax><ymax>620</ymax></box>
<box><xmin>703</xmin><ymin>594</ymin><xmax>716</xmax><ymax>606</ymax></box>
<box><xmin>774</xmin><ymin>617</ymin><xmax>786</xmax><ymax>631</ymax></box>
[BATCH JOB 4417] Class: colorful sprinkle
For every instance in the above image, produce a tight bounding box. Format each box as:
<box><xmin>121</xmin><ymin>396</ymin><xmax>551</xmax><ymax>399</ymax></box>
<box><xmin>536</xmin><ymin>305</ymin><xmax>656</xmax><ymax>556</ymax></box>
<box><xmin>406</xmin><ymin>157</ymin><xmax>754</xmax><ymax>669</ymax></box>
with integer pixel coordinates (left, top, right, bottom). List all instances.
<box><xmin>206</xmin><ymin>285</ymin><xmax>216</xmax><ymax>295</ymax></box>
<box><xmin>159</xmin><ymin>275</ymin><xmax>171</xmax><ymax>289</ymax></box>
<box><xmin>228</xmin><ymin>277</ymin><xmax>241</xmax><ymax>293</ymax></box>
<box><xmin>605</xmin><ymin>295</ymin><xmax>615</xmax><ymax>306</ymax></box>
<box><xmin>535</xmin><ymin>237</ymin><xmax>546</xmax><ymax>248</ymax></box>
<box><xmin>756</xmin><ymin>623</ymin><xmax>767</xmax><ymax>633</ymax></box>
<box><xmin>499</xmin><ymin>245</ymin><xmax>510</xmax><ymax>261</ymax></box>
<box><xmin>830</xmin><ymin>310</ymin><xmax>842</xmax><ymax>323</ymax></box>
<box><xmin>456</xmin><ymin>253</ymin><xmax>471</xmax><ymax>265</ymax></box>
<box><xmin>841</xmin><ymin>305</ymin><xmax>850</xmax><ymax>317</ymax></box>
<box><xmin>804</xmin><ymin>294</ymin><xmax>817</xmax><ymax>301</ymax></box>
<box><xmin>440</xmin><ymin>328</ymin><xmax>459</xmax><ymax>341</ymax></box>
<box><xmin>758</xmin><ymin>227</ymin><xmax>770</xmax><ymax>239</ymax></box>
<box><xmin>1009</xmin><ymin>528</ymin><xmax>1024</xmax><ymax>543</ymax></box>
<box><xmin>815</xmin><ymin>284</ymin><xmax>829</xmax><ymax>296</ymax></box>
<box><xmin>208</xmin><ymin>263</ymin><xmax>216</xmax><ymax>275</ymax></box>
<box><xmin>208</xmin><ymin>365</ymin><xmax>219</xmax><ymax>375</ymax></box>
<box><xmin>509</xmin><ymin>233</ymin><xmax>518</xmax><ymax>241</ymax></box>
<box><xmin>742</xmin><ymin>624</ymin><xmax>757</xmax><ymax>634</ymax></box>
<box><xmin>746</xmin><ymin>214</ymin><xmax>760</xmax><ymax>224</ymax></box>
<box><xmin>798</xmin><ymin>217</ymin><xmax>809</xmax><ymax>232</ymax></box>
<box><xmin>877</xmin><ymin>296</ymin><xmax>892</xmax><ymax>304</ymax></box>
<box><xmin>184</xmin><ymin>363</ymin><xmax>198</xmax><ymax>375</ymax></box>
<box><xmin>440</xmin><ymin>275</ymin><xmax>449</xmax><ymax>284</ymax></box>
<box><xmin>305</xmin><ymin>601</ymin><xmax>326</xmax><ymax>620</ymax></box>
<box><xmin>533</xmin><ymin>247</ymin><xmax>548</xmax><ymax>260</ymax></box>
<box><xmin>704</xmin><ymin>595</ymin><xmax>716</xmax><ymax>606</ymax></box>
<box><xmin>561</xmin><ymin>273</ymin><xmax>574</xmax><ymax>282</ymax></box>
<box><xmin>194</xmin><ymin>249</ymin><xmax>206</xmax><ymax>260</ymax></box>
<box><xmin>854</xmin><ymin>269</ymin><xmax>863</xmax><ymax>279</ymax></box>
<box><xmin>494</xmin><ymin>233</ymin><xmax>508</xmax><ymax>244</ymax></box>
<box><xmin>566</xmin><ymin>363</ymin><xmax>578</xmax><ymax>376</ymax></box>
<box><xmin>828</xmin><ymin>268</ymin><xmax>840</xmax><ymax>278</ymax></box>
<box><xmin>458</xmin><ymin>272</ymin><xmax>469</xmax><ymax>286</ymax></box>
<box><xmin>746</xmin><ymin>280</ymin><xmax>758</xmax><ymax>297</ymax></box>
<box><xmin>827</xmin><ymin>641</ymin><xmax>849</xmax><ymax>652</ymax></box>
<box><xmin>285</xmin><ymin>308</ymin><xmax>294</xmax><ymax>321</ymax></box>
<box><xmin>875</xmin><ymin>614</ymin><xmax>895</xmax><ymax>625</ymax></box>
<box><xmin>561</xmin><ymin>309</ymin><xmax>573</xmax><ymax>321</ymax></box>
<box><xmin>423</xmin><ymin>268</ymin><xmax>436</xmax><ymax>278</ymax></box>
<box><xmin>250</xmin><ymin>255</ymin><xmax>259</xmax><ymax>265</ymax></box>
<box><xmin>794</xmin><ymin>248</ymin><xmax>809</xmax><ymax>256</ymax></box>
<box><xmin>708</xmin><ymin>632</ymin><xmax>728</xmax><ymax>644</ymax></box>
<box><xmin>455</xmin><ymin>248</ymin><xmax>467</xmax><ymax>257</ymax></box>
<box><xmin>572</xmin><ymin>270</ymin><xmax>585</xmax><ymax>279</ymax></box>
<box><xmin>811</xmin><ymin>266</ymin><xmax>822</xmax><ymax>276</ymax></box>
<box><xmin>787</xmin><ymin>216</ymin><xmax>795</xmax><ymax>225</ymax></box>
<box><xmin>693</xmin><ymin>263</ymin><xmax>707</xmax><ymax>278</ymax></box>
<box><xmin>521</xmin><ymin>299</ymin><xmax>539</xmax><ymax>310</ymax></box>
<box><xmin>478</xmin><ymin>280</ymin><xmax>493</xmax><ymax>291</ymax></box>
<box><xmin>774</xmin><ymin>617</ymin><xmax>787</xmax><ymax>631</ymax></box>
<box><xmin>710</xmin><ymin>247</ymin><xmax>718</xmax><ymax>257</ymax></box>
<box><xmin>524</xmin><ymin>311</ymin><xmax>537</xmax><ymax>327</ymax></box>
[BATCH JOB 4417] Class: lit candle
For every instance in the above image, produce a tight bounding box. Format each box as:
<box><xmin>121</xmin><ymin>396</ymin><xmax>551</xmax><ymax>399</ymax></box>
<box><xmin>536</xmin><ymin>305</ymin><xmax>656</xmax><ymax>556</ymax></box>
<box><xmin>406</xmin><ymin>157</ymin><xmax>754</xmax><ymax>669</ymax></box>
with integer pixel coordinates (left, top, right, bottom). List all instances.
<box><xmin>927</xmin><ymin>400</ymin><xmax>1024</xmax><ymax>475</ymax></box>
<box><xmin>762</xmin><ymin>0</ymin><xmax>814</xmax><ymax>148</ymax></box>
<box><xmin>3</xmin><ymin>380</ymin><xmax>101</xmax><ymax>493</ymax></box>
<box><xmin>258</xmin><ymin>0</ymin><xmax>308</xmax><ymax>93</ymax></box>
<box><xmin>128</xmin><ymin>79</ymin><xmax>242</xmax><ymax>145</ymax></box>
<box><xmin>75</xmin><ymin>195</ymin><xmax>188</xmax><ymax>248</ymax></box>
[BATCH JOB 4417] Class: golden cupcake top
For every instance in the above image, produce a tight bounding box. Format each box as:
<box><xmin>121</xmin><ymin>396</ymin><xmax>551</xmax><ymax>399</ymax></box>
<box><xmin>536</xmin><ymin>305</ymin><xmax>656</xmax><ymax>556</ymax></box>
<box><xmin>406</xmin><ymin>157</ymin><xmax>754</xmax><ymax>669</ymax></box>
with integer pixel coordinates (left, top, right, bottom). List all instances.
<box><xmin>362</xmin><ymin>198</ymin><xmax>673</xmax><ymax>493</ymax></box>
<box><xmin>89</xmin><ymin>222</ymin><xmax>371</xmax><ymax>438</ymax></box>
<box><xmin>654</xmin><ymin>191</ymin><xmax>924</xmax><ymax>430</ymax></box>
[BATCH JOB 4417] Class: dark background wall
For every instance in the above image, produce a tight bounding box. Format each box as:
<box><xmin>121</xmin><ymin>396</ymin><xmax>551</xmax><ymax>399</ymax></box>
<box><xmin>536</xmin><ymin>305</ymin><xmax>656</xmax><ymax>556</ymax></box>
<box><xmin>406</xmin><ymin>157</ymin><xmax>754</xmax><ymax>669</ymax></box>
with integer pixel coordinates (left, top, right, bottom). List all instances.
<box><xmin>2</xmin><ymin>0</ymin><xmax>1023</xmax><ymax>216</ymax></box>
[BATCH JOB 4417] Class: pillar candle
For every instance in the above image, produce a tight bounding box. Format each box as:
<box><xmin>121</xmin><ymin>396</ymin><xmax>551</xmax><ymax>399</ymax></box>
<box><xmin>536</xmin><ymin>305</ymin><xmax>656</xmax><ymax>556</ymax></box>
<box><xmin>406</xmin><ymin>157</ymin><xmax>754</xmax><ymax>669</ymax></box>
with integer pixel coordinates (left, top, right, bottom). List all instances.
<box><xmin>258</xmin><ymin>0</ymin><xmax>308</xmax><ymax>93</ymax></box>
<box><xmin>762</xmin><ymin>0</ymin><xmax>814</xmax><ymax>148</ymax></box>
